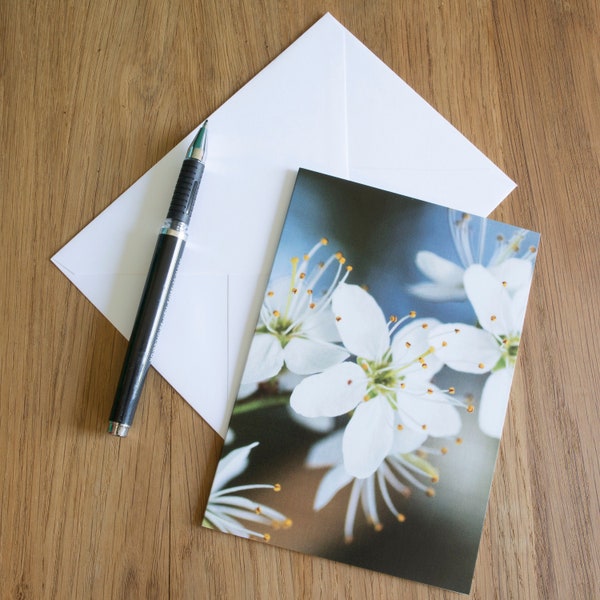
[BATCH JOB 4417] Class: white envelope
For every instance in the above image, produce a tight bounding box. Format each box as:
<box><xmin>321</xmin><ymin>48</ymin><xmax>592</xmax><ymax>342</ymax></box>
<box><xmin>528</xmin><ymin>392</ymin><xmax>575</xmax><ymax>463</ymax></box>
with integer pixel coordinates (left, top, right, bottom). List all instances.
<box><xmin>52</xmin><ymin>13</ymin><xmax>515</xmax><ymax>437</ymax></box>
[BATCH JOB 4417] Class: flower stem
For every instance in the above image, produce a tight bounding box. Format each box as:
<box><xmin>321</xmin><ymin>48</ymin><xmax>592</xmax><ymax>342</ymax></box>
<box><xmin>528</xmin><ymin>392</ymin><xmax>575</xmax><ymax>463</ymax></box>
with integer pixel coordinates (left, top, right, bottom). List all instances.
<box><xmin>233</xmin><ymin>395</ymin><xmax>290</xmax><ymax>415</ymax></box>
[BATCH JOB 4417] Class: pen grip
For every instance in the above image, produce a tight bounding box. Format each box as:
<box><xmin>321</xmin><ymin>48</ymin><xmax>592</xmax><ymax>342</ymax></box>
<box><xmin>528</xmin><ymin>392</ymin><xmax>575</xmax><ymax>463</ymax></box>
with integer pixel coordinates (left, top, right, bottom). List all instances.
<box><xmin>167</xmin><ymin>158</ymin><xmax>205</xmax><ymax>225</ymax></box>
<box><xmin>110</xmin><ymin>232</ymin><xmax>185</xmax><ymax>428</ymax></box>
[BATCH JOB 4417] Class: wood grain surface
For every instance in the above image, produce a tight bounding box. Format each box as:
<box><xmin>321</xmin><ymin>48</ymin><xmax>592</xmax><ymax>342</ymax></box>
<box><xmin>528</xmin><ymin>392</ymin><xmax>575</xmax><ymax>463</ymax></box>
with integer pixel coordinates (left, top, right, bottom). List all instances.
<box><xmin>1</xmin><ymin>1</ymin><xmax>598</xmax><ymax>598</ymax></box>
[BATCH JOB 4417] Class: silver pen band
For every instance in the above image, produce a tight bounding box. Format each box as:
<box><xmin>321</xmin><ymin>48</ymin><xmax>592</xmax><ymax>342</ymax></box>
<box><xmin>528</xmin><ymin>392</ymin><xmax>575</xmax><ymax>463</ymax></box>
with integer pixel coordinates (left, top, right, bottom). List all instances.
<box><xmin>108</xmin><ymin>421</ymin><xmax>130</xmax><ymax>437</ymax></box>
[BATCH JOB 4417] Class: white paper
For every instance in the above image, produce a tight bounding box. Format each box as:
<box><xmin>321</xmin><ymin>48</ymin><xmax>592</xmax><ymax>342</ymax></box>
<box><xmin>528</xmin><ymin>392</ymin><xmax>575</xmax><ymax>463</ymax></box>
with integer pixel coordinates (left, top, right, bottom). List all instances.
<box><xmin>52</xmin><ymin>13</ymin><xmax>515</xmax><ymax>437</ymax></box>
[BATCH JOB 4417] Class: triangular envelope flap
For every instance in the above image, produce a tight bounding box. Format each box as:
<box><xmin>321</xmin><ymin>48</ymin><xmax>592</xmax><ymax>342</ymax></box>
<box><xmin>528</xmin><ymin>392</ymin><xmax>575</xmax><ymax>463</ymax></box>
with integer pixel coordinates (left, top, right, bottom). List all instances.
<box><xmin>344</xmin><ymin>30</ymin><xmax>516</xmax><ymax>216</ymax></box>
<box><xmin>184</xmin><ymin>18</ymin><xmax>347</xmax><ymax>276</ymax></box>
<box><xmin>52</xmin><ymin>143</ymin><xmax>187</xmax><ymax>278</ymax></box>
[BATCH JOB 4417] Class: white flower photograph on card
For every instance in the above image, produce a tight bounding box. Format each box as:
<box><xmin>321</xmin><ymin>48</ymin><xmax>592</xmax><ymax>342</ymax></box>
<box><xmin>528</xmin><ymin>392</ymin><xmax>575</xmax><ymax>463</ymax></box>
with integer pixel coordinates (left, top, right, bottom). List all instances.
<box><xmin>203</xmin><ymin>169</ymin><xmax>539</xmax><ymax>594</ymax></box>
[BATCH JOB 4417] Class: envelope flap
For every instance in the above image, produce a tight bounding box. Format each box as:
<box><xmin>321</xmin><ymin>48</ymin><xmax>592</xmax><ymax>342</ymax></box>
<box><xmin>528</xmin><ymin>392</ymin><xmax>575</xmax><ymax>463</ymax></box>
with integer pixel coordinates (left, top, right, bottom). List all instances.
<box><xmin>344</xmin><ymin>27</ymin><xmax>516</xmax><ymax>216</ymax></box>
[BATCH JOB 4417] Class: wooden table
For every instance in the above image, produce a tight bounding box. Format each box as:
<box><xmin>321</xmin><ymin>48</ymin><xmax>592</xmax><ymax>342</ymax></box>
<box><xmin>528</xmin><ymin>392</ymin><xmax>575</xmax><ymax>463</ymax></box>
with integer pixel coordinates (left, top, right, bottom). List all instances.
<box><xmin>2</xmin><ymin>1</ymin><xmax>598</xmax><ymax>597</ymax></box>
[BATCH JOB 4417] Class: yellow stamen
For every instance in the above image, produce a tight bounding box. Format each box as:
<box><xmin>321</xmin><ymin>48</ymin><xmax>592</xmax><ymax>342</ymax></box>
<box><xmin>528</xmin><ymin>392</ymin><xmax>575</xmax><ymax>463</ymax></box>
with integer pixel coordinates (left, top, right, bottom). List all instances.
<box><xmin>448</xmin><ymin>387</ymin><xmax>455</xmax><ymax>394</ymax></box>
<box><xmin>409</xmin><ymin>311</ymin><xmax>416</xmax><ymax>318</ymax></box>
<box><xmin>273</xmin><ymin>483</ymin><xmax>281</xmax><ymax>492</ymax></box>
<box><xmin>478</xmin><ymin>362</ymin><xmax>485</xmax><ymax>369</ymax></box>
<box><xmin>263</xmin><ymin>533</ymin><xmax>271</xmax><ymax>542</ymax></box>
<box><xmin>491</xmin><ymin>315</ymin><xmax>497</xmax><ymax>321</ymax></box>
<box><xmin>426</xmin><ymin>488</ymin><xmax>436</xmax><ymax>497</ymax></box>
<box><xmin>321</xmin><ymin>237</ymin><xmax>328</xmax><ymax>245</ymax></box>
<box><xmin>397</xmin><ymin>513</ymin><xmax>406</xmax><ymax>523</ymax></box>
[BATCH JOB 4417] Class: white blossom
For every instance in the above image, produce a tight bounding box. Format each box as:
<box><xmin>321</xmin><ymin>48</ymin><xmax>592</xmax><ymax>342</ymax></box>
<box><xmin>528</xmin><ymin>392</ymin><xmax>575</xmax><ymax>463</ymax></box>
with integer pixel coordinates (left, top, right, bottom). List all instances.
<box><xmin>203</xmin><ymin>442</ymin><xmax>291</xmax><ymax>540</ymax></box>
<box><xmin>291</xmin><ymin>284</ymin><xmax>463</xmax><ymax>478</ymax></box>
<box><xmin>409</xmin><ymin>210</ymin><xmax>536</xmax><ymax>302</ymax></box>
<box><xmin>241</xmin><ymin>239</ymin><xmax>351</xmax><ymax>387</ymax></box>
<box><xmin>429</xmin><ymin>264</ymin><xmax>531</xmax><ymax>437</ymax></box>
<box><xmin>307</xmin><ymin>430</ymin><xmax>440</xmax><ymax>542</ymax></box>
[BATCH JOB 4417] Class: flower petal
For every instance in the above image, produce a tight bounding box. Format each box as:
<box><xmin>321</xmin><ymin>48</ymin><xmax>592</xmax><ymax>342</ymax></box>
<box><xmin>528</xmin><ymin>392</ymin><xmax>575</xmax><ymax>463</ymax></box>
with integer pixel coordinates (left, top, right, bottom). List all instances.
<box><xmin>396</xmin><ymin>388</ymin><xmax>462</xmax><ymax>437</ymax></box>
<box><xmin>284</xmin><ymin>336</ymin><xmax>349</xmax><ymax>375</ymax></box>
<box><xmin>510</xmin><ymin>285</ymin><xmax>531</xmax><ymax>334</ymax></box>
<box><xmin>313</xmin><ymin>464</ymin><xmax>353</xmax><ymax>510</ymax></box>
<box><xmin>301</xmin><ymin>306</ymin><xmax>342</xmax><ymax>342</ymax></box>
<box><xmin>429</xmin><ymin>323</ymin><xmax>502</xmax><ymax>374</ymax></box>
<box><xmin>331</xmin><ymin>283</ymin><xmax>389</xmax><ymax>360</ymax></box>
<box><xmin>212</xmin><ymin>442</ymin><xmax>258</xmax><ymax>491</ymax></box>
<box><xmin>464</xmin><ymin>264</ymin><xmax>515</xmax><ymax>335</ymax></box>
<box><xmin>415</xmin><ymin>251</ymin><xmax>465</xmax><ymax>285</ymax></box>
<box><xmin>488</xmin><ymin>258</ymin><xmax>533</xmax><ymax>295</ymax></box>
<box><xmin>290</xmin><ymin>362</ymin><xmax>366</xmax><ymax>418</ymax></box>
<box><xmin>342</xmin><ymin>397</ymin><xmax>394</xmax><ymax>478</ymax></box>
<box><xmin>241</xmin><ymin>333</ymin><xmax>284</xmax><ymax>384</ymax></box>
<box><xmin>306</xmin><ymin>430</ymin><xmax>344</xmax><ymax>468</ymax></box>
<box><xmin>408</xmin><ymin>282</ymin><xmax>467</xmax><ymax>302</ymax></box>
<box><xmin>478</xmin><ymin>367</ymin><xmax>514</xmax><ymax>438</ymax></box>
<box><xmin>391</xmin><ymin>318</ymin><xmax>443</xmax><ymax>378</ymax></box>
<box><xmin>390</xmin><ymin>421</ymin><xmax>428</xmax><ymax>453</ymax></box>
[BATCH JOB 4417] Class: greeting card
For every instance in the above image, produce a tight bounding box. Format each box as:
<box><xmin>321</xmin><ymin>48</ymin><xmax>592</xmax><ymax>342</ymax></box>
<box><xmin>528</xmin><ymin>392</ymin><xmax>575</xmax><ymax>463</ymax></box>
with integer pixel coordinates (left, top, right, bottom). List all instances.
<box><xmin>202</xmin><ymin>169</ymin><xmax>539</xmax><ymax>593</ymax></box>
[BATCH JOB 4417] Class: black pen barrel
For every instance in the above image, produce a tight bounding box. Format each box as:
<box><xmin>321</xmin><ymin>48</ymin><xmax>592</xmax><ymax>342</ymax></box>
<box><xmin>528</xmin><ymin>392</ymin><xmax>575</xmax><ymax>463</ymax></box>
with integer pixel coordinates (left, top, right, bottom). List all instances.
<box><xmin>109</xmin><ymin>231</ymin><xmax>185</xmax><ymax>432</ymax></box>
<box><xmin>108</xmin><ymin>121</ymin><xmax>207</xmax><ymax>437</ymax></box>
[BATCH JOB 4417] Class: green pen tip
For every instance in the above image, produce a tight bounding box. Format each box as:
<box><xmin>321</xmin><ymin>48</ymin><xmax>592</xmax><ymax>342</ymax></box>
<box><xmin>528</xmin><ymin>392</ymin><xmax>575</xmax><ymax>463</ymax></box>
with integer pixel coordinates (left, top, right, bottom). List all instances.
<box><xmin>187</xmin><ymin>120</ymin><xmax>208</xmax><ymax>160</ymax></box>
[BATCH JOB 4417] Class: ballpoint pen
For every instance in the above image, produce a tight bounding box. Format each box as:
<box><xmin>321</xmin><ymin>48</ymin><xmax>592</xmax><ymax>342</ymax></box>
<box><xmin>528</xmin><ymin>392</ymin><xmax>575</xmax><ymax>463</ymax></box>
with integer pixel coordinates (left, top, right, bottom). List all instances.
<box><xmin>108</xmin><ymin>121</ymin><xmax>208</xmax><ymax>437</ymax></box>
